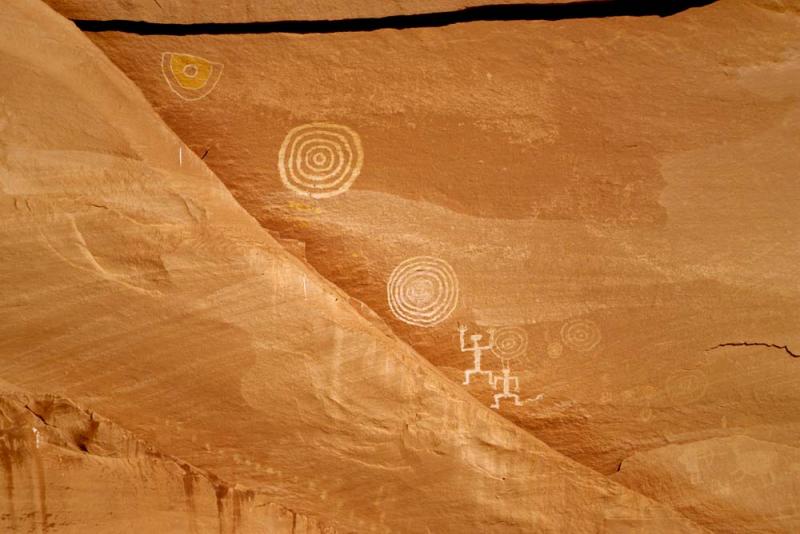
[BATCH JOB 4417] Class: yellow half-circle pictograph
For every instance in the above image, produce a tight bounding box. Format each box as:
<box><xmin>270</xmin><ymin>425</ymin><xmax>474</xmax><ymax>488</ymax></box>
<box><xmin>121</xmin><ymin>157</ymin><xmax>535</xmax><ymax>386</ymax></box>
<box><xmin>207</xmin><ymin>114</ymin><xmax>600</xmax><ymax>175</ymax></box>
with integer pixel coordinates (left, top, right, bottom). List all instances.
<box><xmin>161</xmin><ymin>52</ymin><xmax>223</xmax><ymax>101</ymax></box>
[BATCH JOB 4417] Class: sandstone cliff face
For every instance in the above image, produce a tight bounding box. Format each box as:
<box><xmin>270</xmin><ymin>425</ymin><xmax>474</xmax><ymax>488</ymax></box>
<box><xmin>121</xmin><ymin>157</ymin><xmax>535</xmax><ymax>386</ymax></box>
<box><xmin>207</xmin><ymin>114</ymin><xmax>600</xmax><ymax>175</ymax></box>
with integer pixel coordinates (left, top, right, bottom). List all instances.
<box><xmin>613</xmin><ymin>435</ymin><xmax>800</xmax><ymax>533</ymax></box>
<box><xmin>0</xmin><ymin>0</ymin><xmax>715</xmax><ymax>532</ymax></box>
<box><xmin>52</xmin><ymin>1</ymin><xmax>800</xmax><ymax>530</ymax></box>
<box><xmin>0</xmin><ymin>392</ymin><xmax>334</xmax><ymax>533</ymax></box>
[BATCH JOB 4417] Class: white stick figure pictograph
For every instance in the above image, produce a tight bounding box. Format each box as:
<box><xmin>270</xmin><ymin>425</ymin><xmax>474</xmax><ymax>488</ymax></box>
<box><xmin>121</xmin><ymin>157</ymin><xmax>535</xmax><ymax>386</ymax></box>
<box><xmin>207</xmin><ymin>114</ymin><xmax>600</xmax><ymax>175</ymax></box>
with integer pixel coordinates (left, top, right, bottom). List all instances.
<box><xmin>459</xmin><ymin>324</ymin><xmax>495</xmax><ymax>385</ymax></box>
<box><xmin>491</xmin><ymin>360</ymin><xmax>523</xmax><ymax>409</ymax></box>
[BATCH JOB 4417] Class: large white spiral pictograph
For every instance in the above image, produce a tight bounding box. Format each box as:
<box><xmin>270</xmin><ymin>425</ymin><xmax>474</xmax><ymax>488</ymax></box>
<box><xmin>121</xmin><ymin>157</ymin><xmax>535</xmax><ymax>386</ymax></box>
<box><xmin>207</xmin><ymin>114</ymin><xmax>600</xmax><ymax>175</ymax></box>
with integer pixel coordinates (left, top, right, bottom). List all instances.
<box><xmin>387</xmin><ymin>256</ymin><xmax>459</xmax><ymax>327</ymax></box>
<box><xmin>278</xmin><ymin>122</ymin><xmax>363</xmax><ymax>198</ymax></box>
<box><xmin>560</xmin><ymin>318</ymin><xmax>602</xmax><ymax>352</ymax></box>
<box><xmin>491</xmin><ymin>326</ymin><xmax>529</xmax><ymax>362</ymax></box>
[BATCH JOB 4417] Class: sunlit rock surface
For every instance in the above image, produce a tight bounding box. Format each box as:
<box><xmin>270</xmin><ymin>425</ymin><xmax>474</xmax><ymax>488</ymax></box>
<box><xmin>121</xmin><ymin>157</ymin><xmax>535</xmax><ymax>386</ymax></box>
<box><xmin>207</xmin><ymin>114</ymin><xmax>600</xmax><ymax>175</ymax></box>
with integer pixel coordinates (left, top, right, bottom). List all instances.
<box><xmin>0</xmin><ymin>0</ymin><xmax>720</xmax><ymax>532</ymax></box>
<box><xmin>73</xmin><ymin>0</ymin><xmax>799</xmax><ymax>485</ymax></box>
<box><xmin>4</xmin><ymin>0</ymin><xmax>800</xmax><ymax>531</ymax></box>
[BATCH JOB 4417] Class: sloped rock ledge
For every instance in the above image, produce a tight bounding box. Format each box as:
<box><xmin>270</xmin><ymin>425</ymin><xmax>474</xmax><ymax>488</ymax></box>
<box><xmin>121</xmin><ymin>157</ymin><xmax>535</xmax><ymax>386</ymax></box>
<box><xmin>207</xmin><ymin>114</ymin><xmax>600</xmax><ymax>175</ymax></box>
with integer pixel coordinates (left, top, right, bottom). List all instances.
<box><xmin>0</xmin><ymin>392</ymin><xmax>336</xmax><ymax>533</ymax></box>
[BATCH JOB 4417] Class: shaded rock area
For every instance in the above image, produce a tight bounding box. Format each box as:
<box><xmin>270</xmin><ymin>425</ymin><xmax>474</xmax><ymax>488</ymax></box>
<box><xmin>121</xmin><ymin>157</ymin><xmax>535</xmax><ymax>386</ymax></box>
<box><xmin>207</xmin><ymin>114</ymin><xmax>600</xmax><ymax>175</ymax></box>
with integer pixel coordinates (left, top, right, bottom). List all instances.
<box><xmin>0</xmin><ymin>391</ymin><xmax>334</xmax><ymax>533</ymax></box>
<box><xmin>41</xmin><ymin>0</ymin><xmax>674</xmax><ymax>24</ymax></box>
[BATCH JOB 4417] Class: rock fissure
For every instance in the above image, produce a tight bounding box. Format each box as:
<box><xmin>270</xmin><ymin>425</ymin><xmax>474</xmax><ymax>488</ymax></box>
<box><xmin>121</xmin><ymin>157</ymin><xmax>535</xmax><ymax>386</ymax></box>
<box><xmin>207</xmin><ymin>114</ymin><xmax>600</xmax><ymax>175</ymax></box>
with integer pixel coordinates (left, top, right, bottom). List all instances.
<box><xmin>706</xmin><ymin>341</ymin><xmax>799</xmax><ymax>358</ymax></box>
<box><xmin>22</xmin><ymin>404</ymin><xmax>49</xmax><ymax>427</ymax></box>
<box><xmin>71</xmin><ymin>0</ymin><xmax>718</xmax><ymax>35</ymax></box>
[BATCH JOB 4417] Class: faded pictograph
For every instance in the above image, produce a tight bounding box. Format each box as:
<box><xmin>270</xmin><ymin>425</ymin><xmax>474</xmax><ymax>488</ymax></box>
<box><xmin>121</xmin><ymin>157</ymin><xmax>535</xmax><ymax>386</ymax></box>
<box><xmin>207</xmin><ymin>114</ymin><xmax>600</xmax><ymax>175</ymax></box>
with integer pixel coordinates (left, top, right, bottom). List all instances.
<box><xmin>539</xmin><ymin>328</ymin><xmax>564</xmax><ymax>359</ymax></box>
<box><xmin>638</xmin><ymin>385</ymin><xmax>658</xmax><ymax>422</ymax></box>
<box><xmin>492</xmin><ymin>326</ymin><xmax>528</xmax><ymax>361</ymax></box>
<box><xmin>678</xmin><ymin>447</ymin><xmax>713</xmax><ymax>486</ymax></box>
<box><xmin>560</xmin><ymin>318</ymin><xmax>602</xmax><ymax>352</ymax></box>
<box><xmin>458</xmin><ymin>324</ymin><xmax>495</xmax><ymax>385</ymax></box>
<box><xmin>387</xmin><ymin>256</ymin><xmax>459</xmax><ymax>327</ymax></box>
<box><xmin>546</xmin><ymin>341</ymin><xmax>564</xmax><ymax>359</ymax></box>
<box><xmin>540</xmin><ymin>318</ymin><xmax>602</xmax><ymax>359</ymax></box>
<box><xmin>161</xmin><ymin>52</ymin><xmax>223</xmax><ymax>101</ymax></box>
<box><xmin>489</xmin><ymin>327</ymin><xmax>528</xmax><ymax>409</ymax></box>
<box><xmin>622</xmin><ymin>385</ymin><xmax>658</xmax><ymax>422</ymax></box>
<box><xmin>666</xmin><ymin>369</ymin><xmax>707</xmax><ymax>405</ymax></box>
<box><xmin>599</xmin><ymin>373</ymin><xmax>613</xmax><ymax>405</ymax></box>
<box><xmin>278</xmin><ymin>123</ymin><xmax>363</xmax><ymax>199</ymax></box>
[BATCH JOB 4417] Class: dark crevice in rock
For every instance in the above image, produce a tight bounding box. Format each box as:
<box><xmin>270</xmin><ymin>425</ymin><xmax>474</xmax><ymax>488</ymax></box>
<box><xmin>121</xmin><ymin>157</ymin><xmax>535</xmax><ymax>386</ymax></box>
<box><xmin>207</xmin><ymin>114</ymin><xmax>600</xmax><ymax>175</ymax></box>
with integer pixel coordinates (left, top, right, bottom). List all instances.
<box><xmin>72</xmin><ymin>1</ymin><xmax>718</xmax><ymax>35</ymax></box>
<box><xmin>706</xmin><ymin>341</ymin><xmax>799</xmax><ymax>358</ymax></box>
<box><xmin>23</xmin><ymin>404</ymin><xmax>49</xmax><ymax>427</ymax></box>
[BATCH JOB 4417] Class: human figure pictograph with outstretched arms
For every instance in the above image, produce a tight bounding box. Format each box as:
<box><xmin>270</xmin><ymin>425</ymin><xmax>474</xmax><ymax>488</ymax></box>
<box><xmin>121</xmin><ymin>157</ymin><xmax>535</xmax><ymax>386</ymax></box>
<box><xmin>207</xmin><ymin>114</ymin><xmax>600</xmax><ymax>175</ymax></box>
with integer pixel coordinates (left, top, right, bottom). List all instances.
<box><xmin>459</xmin><ymin>324</ymin><xmax>495</xmax><ymax>385</ymax></box>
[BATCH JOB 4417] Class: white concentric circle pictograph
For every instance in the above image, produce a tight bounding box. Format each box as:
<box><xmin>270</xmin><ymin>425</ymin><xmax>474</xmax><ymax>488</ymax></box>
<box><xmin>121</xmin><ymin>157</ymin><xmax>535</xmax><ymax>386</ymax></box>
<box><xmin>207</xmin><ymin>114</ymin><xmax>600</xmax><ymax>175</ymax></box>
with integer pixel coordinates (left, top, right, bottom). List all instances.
<box><xmin>278</xmin><ymin>122</ymin><xmax>363</xmax><ymax>199</ymax></box>
<box><xmin>386</xmin><ymin>256</ymin><xmax>459</xmax><ymax>327</ymax></box>
<box><xmin>491</xmin><ymin>326</ymin><xmax>529</xmax><ymax>363</ymax></box>
<box><xmin>560</xmin><ymin>318</ymin><xmax>602</xmax><ymax>352</ymax></box>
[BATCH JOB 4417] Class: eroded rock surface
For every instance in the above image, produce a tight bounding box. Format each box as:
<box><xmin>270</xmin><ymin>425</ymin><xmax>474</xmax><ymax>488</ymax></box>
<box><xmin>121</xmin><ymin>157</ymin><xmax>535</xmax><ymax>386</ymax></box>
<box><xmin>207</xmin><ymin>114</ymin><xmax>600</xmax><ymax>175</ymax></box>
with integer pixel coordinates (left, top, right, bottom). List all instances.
<box><xmin>0</xmin><ymin>0</ymin><xmax>710</xmax><ymax>532</ymax></box>
<box><xmin>613</xmin><ymin>435</ymin><xmax>800</xmax><ymax>533</ymax></box>
<box><xmin>0</xmin><ymin>391</ymin><xmax>334</xmax><ymax>533</ymax></box>
<box><xmin>73</xmin><ymin>0</ymin><xmax>800</xmax><ymax>483</ymax></box>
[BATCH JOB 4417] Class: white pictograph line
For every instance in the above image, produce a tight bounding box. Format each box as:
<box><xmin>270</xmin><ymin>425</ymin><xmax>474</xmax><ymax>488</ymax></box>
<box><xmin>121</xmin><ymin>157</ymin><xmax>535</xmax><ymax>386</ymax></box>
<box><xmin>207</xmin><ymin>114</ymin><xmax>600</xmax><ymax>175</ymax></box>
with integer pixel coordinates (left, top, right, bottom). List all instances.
<box><xmin>489</xmin><ymin>326</ymin><xmax>532</xmax><ymax>410</ymax></box>
<box><xmin>491</xmin><ymin>326</ymin><xmax>529</xmax><ymax>363</ymax></box>
<box><xmin>560</xmin><ymin>318</ymin><xmax>602</xmax><ymax>352</ymax></box>
<box><xmin>524</xmin><ymin>394</ymin><xmax>544</xmax><ymax>404</ymax></box>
